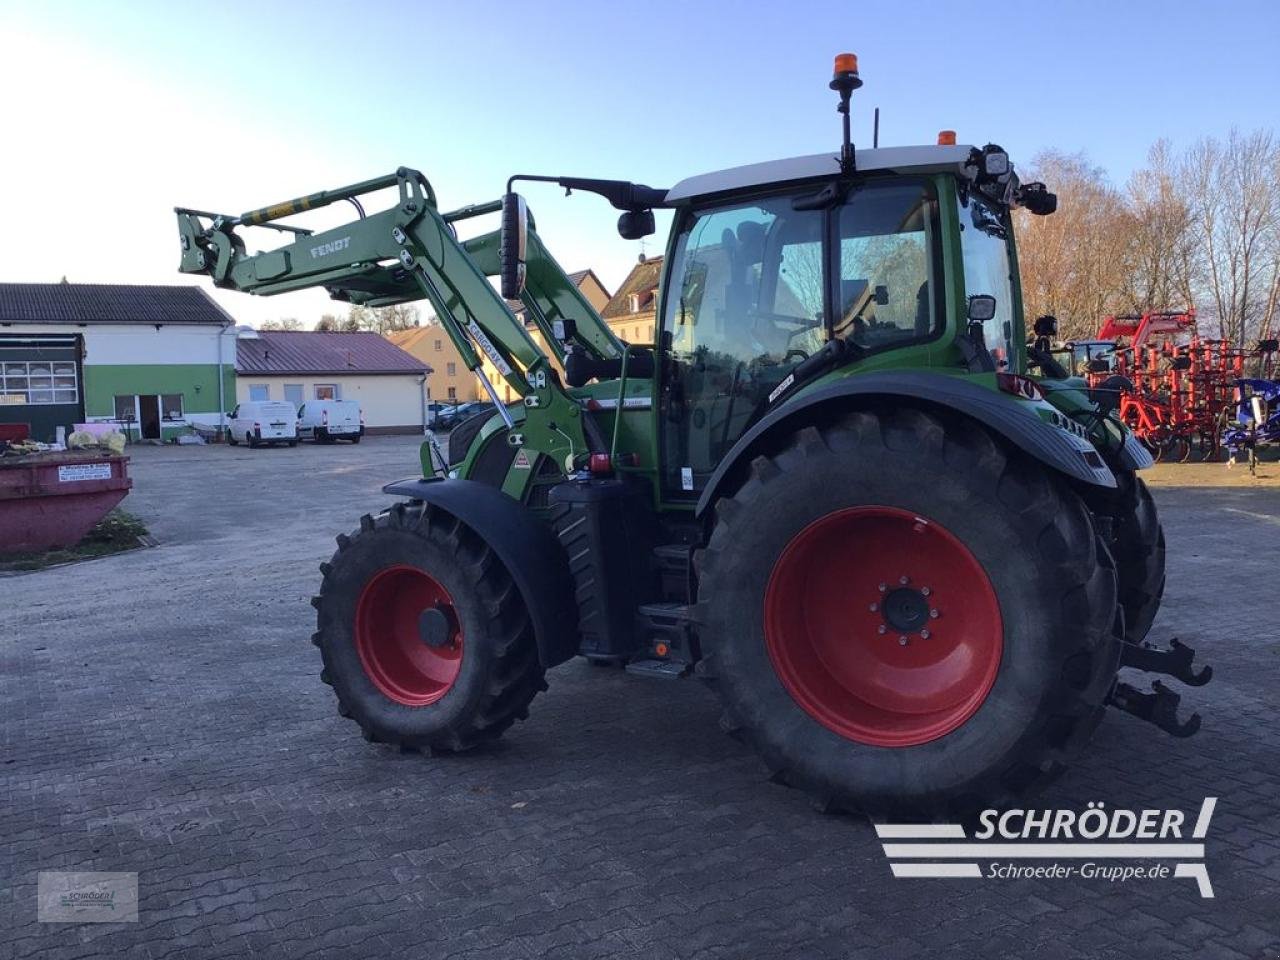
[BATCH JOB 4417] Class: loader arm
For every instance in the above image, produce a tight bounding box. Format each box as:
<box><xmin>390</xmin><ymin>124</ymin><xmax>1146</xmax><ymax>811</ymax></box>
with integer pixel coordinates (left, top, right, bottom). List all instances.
<box><xmin>176</xmin><ymin>167</ymin><xmax>621</xmax><ymax>474</ymax></box>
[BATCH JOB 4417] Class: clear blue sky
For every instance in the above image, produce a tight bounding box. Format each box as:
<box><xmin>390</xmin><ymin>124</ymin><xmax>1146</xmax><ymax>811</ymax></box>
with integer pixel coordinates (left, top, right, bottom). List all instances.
<box><xmin>2</xmin><ymin>0</ymin><xmax>1277</xmax><ymax>326</ymax></box>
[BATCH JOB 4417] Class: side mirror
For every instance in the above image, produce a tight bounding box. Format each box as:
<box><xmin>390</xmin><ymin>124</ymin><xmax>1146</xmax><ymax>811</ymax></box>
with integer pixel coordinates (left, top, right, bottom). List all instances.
<box><xmin>967</xmin><ymin>295</ymin><xmax>997</xmax><ymax>323</ymax></box>
<box><xmin>500</xmin><ymin>192</ymin><xmax>529</xmax><ymax>300</ymax></box>
<box><xmin>618</xmin><ymin>209</ymin><xmax>655</xmax><ymax>241</ymax></box>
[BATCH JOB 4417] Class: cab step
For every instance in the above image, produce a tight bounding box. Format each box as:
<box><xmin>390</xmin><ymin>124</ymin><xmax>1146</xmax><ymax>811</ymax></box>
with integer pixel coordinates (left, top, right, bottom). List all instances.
<box><xmin>629</xmin><ymin>601</ymin><xmax>697</xmax><ymax>676</ymax></box>
<box><xmin>625</xmin><ymin>659</ymin><xmax>690</xmax><ymax>679</ymax></box>
<box><xmin>652</xmin><ymin>543</ymin><xmax>694</xmax><ymax>601</ymax></box>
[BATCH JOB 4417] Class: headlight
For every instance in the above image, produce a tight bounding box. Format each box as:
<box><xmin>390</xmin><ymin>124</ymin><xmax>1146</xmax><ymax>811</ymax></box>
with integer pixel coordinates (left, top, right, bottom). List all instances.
<box><xmin>983</xmin><ymin>148</ymin><xmax>1009</xmax><ymax>177</ymax></box>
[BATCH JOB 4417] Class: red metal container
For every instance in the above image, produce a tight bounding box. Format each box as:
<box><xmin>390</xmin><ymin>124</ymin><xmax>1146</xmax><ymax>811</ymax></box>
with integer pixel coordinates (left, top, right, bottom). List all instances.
<box><xmin>0</xmin><ymin>452</ymin><xmax>132</xmax><ymax>554</ymax></box>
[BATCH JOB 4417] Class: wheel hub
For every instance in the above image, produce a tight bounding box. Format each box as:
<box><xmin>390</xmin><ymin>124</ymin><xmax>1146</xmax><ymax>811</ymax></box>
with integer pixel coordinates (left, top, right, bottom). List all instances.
<box><xmin>882</xmin><ymin>587</ymin><xmax>930</xmax><ymax>633</ymax></box>
<box><xmin>418</xmin><ymin>606</ymin><xmax>453</xmax><ymax>649</ymax></box>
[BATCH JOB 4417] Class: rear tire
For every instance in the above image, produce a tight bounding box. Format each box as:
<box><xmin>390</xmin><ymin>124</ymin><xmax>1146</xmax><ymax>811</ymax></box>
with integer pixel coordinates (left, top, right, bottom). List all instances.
<box><xmin>312</xmin><ymin>502</ymin><xmax>546</xmax><ymax>751</ymax></box>
<box><xmin>350</xmin><ymin>434</ymin><xmax>361</xmax><ymax>444</ymax></box>
<box><xmin>697</xmin><ymin>409</ymin><xmax>1121</xmax><ymax>819</ymax></box>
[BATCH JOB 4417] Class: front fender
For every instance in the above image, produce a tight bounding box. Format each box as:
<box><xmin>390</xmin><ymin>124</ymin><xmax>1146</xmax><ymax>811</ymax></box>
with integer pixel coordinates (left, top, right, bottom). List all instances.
<box><xmin>695</xmin><ymin>371</ymin><xmax>1117</xmax><ymax>517</ymax></box>
<box><xmin>381</xmin><ymin>477</ymin><xmax>578</xmax><ymax>667</ymax></box>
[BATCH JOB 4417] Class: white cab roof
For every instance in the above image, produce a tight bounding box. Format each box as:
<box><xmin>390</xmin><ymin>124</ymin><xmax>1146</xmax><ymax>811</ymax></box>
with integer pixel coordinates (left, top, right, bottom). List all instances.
<box><xmin>665</xmin><ymin>145</ymin><xmax>975</xmax><ymax>203</ymax></box>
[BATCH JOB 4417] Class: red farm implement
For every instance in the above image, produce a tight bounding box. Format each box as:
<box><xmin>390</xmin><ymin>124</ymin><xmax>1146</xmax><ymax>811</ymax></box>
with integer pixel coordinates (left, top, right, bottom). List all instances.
<box><xmin>1065</xmin><ymin>311</ymin><xmax>1275</xmax><ymax>462</ymax></box>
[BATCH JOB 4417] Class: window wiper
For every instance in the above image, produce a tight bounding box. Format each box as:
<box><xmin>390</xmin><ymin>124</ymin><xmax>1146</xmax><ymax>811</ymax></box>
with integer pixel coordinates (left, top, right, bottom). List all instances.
<box><xmin>792</xmin><ymin>181</ymin><xmax>848</xmax><ymax>211</ymax></box>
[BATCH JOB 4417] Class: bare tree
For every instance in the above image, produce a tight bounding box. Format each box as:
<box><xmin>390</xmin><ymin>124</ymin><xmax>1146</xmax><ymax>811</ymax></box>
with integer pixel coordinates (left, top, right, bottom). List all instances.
<box><xmin>1182</xmin><ymin>129</ymin><xmax>1280</xmax><ymax>347</ymax></box>
<box><xmin>259</xmin><ymin>317</ymin><xmax>303</xmax><ymax>331</ymax></box>
<box><xmin>315</xmin><ymin>313</ymin><xmax>340</xmax><ymax>332</ymax></box>
<box><xmin>347</xmin><ymin>303</ymin><xmax>421</xmax><ymax>335</ymax></box>
<box><xmin>1123</xmin><ymin>140</ymin><xmax>1196</xmax><ymax>314</ymax></box>
<box><xmin>1014</xmin><ymin>151</ymin><xmax>1136</xmax><ymax>340</ymax></box>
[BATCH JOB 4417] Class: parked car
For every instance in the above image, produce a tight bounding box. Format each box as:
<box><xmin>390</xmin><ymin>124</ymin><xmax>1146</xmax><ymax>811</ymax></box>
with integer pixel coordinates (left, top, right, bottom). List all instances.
<box><xmin>227</xmin><ymin>401</ymin><xmax>298</xmax><ymax>448</ymax></box>
<box><xmin>425</xmin><ymin>401</ymin><xmax>452</xmax><ymax>428</ymax></box>
<box><xmin>298</xmin><ymin>399</ymin><xmax>364</xmax><ymax>444</ymax></box>
<box><xmin>435</xmin><ymin>401</ymin><xmax>496</xmax><ymax>431</ymax></box>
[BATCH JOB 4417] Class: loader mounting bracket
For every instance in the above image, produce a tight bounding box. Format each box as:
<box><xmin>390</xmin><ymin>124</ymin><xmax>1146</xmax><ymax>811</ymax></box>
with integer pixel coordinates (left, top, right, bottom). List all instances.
<box><xmin>1108</xmin><ymin>680</ymin><xmax>1201</xmax><ymax>738</ymax></box>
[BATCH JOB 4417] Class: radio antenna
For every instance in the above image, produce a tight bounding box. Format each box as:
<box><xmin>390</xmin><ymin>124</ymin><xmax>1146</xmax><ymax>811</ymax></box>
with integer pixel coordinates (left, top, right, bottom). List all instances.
<box><xmin>873</xmin><ymin>107</ymin><xmax>880</xmax><ymax>149</ymax></box>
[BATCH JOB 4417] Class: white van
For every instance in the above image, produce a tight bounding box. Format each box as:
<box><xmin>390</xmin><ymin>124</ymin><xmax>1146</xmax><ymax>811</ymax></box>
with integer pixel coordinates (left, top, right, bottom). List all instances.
<box><xmin>227</xmin><ymin>401</ymin><xmax>299</xmax><ymax>448</ymax></box>
<box><xmin>298</xmin><ymin>399</ymin><xmax>364</xmax><ymax>444</ymax></box>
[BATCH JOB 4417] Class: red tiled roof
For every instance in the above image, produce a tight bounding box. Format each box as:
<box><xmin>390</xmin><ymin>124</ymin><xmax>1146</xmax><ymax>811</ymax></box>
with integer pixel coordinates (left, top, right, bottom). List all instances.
<box><xmin>0</xmin><ymin>283</ymin><xmax>232</xmax><ymax>325</ymax></box>
<box><xmin>601</xmin><ymin>257</ymin><xmax>663</xmax><ymax>319</ymax></box>
<box><xmin>236</xmin><ymin>331</ymin><xmax>429</xmax><ymax>376</ymax></box>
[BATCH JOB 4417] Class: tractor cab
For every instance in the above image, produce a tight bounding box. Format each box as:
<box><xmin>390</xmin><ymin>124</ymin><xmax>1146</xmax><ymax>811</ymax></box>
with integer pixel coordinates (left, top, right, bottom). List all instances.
<box><xmin>653</xmin><ymin>137</ymin><xmax>1046</xmax><ymax>496</ymax></box>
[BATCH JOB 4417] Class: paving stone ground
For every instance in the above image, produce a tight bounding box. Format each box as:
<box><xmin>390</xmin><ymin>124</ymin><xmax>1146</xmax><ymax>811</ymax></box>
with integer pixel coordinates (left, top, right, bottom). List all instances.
<box><xmin>3</xmin><ymin>438</ymin><xmax>1278</xmax><ymax>959</ymax></box>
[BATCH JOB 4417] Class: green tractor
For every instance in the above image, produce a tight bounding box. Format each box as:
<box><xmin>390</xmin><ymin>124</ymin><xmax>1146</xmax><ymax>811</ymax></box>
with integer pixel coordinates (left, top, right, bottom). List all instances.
<box><xmin>176</xmin><ymin>55</ymin><xmax>1209</xmax><ymax>818</ymax></box>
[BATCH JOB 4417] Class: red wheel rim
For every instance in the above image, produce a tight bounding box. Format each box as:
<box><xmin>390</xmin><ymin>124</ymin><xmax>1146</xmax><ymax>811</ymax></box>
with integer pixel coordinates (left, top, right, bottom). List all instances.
<box><xmin>355</xmin><ymin>564</ymin><xmax>463</xmax><ymax>706</ymax></box>
<box><xmin>764</xmin><ymin>506</ymin><xmax>1002</xmax><ymax>747</ymax></box>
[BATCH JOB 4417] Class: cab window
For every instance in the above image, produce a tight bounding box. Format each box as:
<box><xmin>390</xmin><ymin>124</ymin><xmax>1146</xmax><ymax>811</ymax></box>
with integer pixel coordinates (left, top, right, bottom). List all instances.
<box><xmin>959</xmin><ymin>192</ymin><xmax>1016</xmax><ymax>367</ymax></box>
<box><xmin>661</xmin><ymin>194</ymin><xmax>825</xmax><ymax>493</ymax></box>
<box><xmin>833</xmin><ymin>181</ymin><xmax>940</xmax><ymax>351</ymax></box>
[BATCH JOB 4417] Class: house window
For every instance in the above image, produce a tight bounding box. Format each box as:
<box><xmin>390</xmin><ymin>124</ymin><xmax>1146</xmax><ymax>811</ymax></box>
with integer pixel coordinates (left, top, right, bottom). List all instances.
<box><xmin>446</xmin><ymin>361</ymin><xmax>457</xmax><ymax>376</ymax></box>
<box><xmin>249</xmin><ymin>384</ymin><xmax>270</xmax><ymax>401</ymax></box>
<box><xmin>113</xmin><ymin>395</ymin><xmax>136</xmax><ymax>423</ymax></box>
<box><xmin>648</xmin><ymin>325</ymin><xmax>654</xmax><ymax>341</ymax></box>
<box><xmin>434</xmin><ymin>339</ymin><xmax>442</xmax><ymax>351</ymax></box>
<box><xmin>161</xmin><ymin>393</ymin><xmax>185</xmax><ymax>421</ymax></box>
<box><xmin>314</xmin><ymin>383</ymin><xmax>341</xmax><ymax>400</ymax></box>
<box><xmin>446</xmin><ymin>386</ymin><xmax>457</xmax><ymax>400</ymax></box>
<box><xmin>283</xmin><ymin>384</ymin><xmax>304</xmax><ymax>409</ymax></box>
<box><xmin>0</xmin><ymin>361</ymin><xmax>78</xmax><ymax>404</ymax></box>
<box><xmin>629</xmin><ymin>293</ymin><xmax>641</xmax><ymax>313</ymax></box>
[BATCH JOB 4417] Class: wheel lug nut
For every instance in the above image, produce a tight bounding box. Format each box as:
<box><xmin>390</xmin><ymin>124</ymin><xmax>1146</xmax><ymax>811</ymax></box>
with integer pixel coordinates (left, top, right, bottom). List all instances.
<box><xmin>921</xmin><ymin>587</ymin><xmax>931</xmax><ymax>596</ymax></box>
<box><xmin>899</xmin><ymin>575</ymin><xmax>909</xmax><ymax>585</ymax></box>
<box><xmin>878</xmin><ymin>583</ymin><xmax>887</xmax><ymax>593</ymax></box>
<box><xmin>920</xmin><ymin>629</ymin><xmax>931</xmax><ymax>640</ymax></box>
<box><xmin>877</xmin><ymin>625</ymin><xmax>887</xmax><ymax>635</ymax></box>
<box><xmin>869</xmin><ymin>603</ymin><xmax>878</xmax><ymax>612</ymax></box>
<box><xmin>898</xmin><ymin>636</ymin><xmax>909</xmax><ymax>646</ymax></box>
<box><xmin>929</xmin><ymin>609</ymin><xmax>939</xmax><ymax>619</ymax></box>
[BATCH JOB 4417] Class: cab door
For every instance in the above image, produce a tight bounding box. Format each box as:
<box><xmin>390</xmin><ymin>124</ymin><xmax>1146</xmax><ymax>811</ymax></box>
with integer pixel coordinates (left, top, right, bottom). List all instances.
<box><xmin>657</xmin><ymin>191</ymin><xmax>827</xmax><ymax>498</ymax></box>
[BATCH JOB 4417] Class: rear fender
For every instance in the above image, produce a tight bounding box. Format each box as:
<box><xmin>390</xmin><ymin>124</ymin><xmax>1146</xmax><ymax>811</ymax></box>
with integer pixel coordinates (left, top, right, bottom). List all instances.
<box><xmin>695</xmin><ymin>371</ymin><xmax>1117</xmax><ymax>517</ymax></box>
<box><xmin>381</xmin><ymin>477</ymin><xmax>578</xmax><ymax>667</ymax></box>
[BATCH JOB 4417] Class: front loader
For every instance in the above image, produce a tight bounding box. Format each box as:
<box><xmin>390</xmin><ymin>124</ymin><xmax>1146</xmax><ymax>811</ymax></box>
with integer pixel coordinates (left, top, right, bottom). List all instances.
<box><xmin>177</xmin><ymin>54</ymin><xmax>1209</xmax><ymax>818</ymax></box>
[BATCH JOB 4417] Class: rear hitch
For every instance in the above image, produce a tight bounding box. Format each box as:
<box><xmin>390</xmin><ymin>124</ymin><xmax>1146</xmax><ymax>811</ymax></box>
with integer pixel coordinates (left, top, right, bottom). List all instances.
<box><xmin>1108</xmin><ymin>680</ymin><xmax>1201</xmax><ymax>738</ymax></box>
<box><xmin>1120</xmin><ymin>637</ymin><xmax>1213</xmax><ymax>686</ymax></box>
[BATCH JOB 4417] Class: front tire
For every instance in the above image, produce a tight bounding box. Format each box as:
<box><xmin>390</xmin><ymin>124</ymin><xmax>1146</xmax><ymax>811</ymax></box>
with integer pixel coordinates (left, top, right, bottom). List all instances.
<box><xmin>1098</xmin><ymin>473</ymin><xmax>1165</xmax><ymax>644</ymax></box>
<box><xmin>311</xmin><ymin>502</ymin><xmax>547</xmax><ymax>751</ymax></box>
<box><xmin>697</xmin><ymin>409</ymin><xmax>1121</xmax><ymax>819</ymax></box>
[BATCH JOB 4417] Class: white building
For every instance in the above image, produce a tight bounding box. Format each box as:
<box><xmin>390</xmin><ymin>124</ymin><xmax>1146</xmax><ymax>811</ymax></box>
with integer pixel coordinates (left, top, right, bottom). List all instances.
<box><xmin>235</xmin><ymin>330</ymin><xmax>430</xmax><ymax>433</ymax></box>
